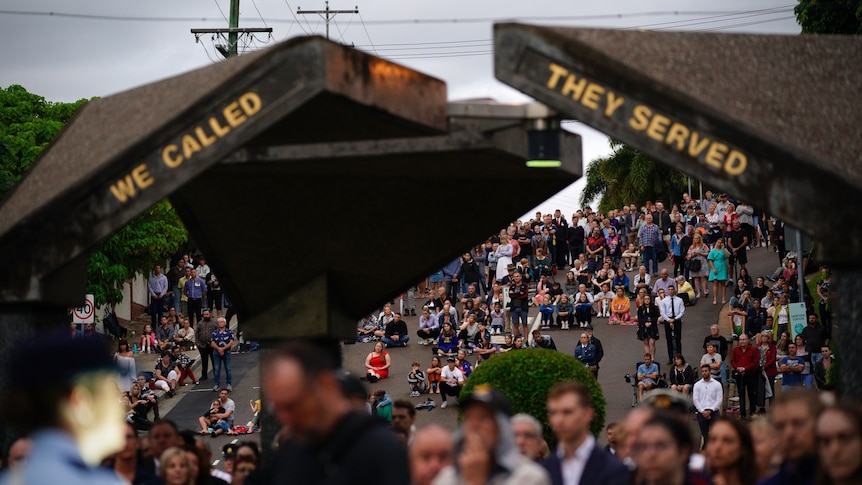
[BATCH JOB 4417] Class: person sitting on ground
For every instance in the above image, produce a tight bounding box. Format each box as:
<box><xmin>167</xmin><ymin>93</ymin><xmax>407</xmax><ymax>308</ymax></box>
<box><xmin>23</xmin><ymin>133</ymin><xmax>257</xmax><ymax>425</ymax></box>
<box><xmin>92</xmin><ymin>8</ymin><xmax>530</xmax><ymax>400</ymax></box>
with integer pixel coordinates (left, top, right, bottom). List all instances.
<box><xmin>531</xmin><ymin>329</ymin><xmax>557</xmax><ymax>351</ymax></box>
<box><xmin>489</xmin><ymin>302</ymin><xmax>506</xmax><ymax>335</ymax></box>
<box><xmin>155</xmin><ymin>317</ymin><xmax>176</xmax><ymax>352</ymax></box>
<box><xmin>633</xmin><ymin>266</ymin><xmax>651</xmax><ymax>294</ymax></box>
<box><xmin>675</xmin><ymin>276</ymin><xmax>696</xmax><ymax>305</ymax></box>
<box><xmin>154</xmin><ymin>350</ymin><xmax>179</xmax><ymax>397</ymax></box>
<box><xmin>538</xmin><ymin>294</ymin><xmax>555</xmax><ymax>330</ymax></box>
<box><xmin>173</xmin><ymin>317</ymin><xmax>195</xmax><ymax>350</ymax></box>
<box><xmin>364</xmin><ymin>342</ymin><xmax>390</xmax><ymax>383</ymax></box>
<box><xmin>622</xmin><ymin>244</ymin><xmax>640</xmax><ymax>271</ymax></box>
<box><xmin>609</xmin><ymin>286</ymin><xmax>632</xmax><ymax>325</ymax></box>
<box><xmin>140</xmin><ymin>324</ymin><xmax>157</xmax><ymax>354</ymax></box>
<box><xmin>356</xmin><ymin>314</ymin><xmax>380</xmax><ymax>343</ymax></box>
<box><xmin>172</xmin><ymin>346</ymin><xmax>198</xmax><ymax>387</ymax></box>
<box><xmin>370</xmin><ymin>389</ymin><xmax>393</xmax><ymax>422</ymax></box>
<box><xmin>637</xmin><ymin>353</ymin><xmax>660</xmax><ymax>402</ymax></box>
<box><xmin>612</xmin><ymin>268</ymin><xmax>630</xmax><ymax>296</ymax></box>
<box><xmin>381</xmin><ymin>312</ymin><xmax>409</xmax><ymax>348</ymax></box>
<box><xmin>426</xmin><ymin>356</ymin><xmax>443</xmax><ymax>394</ymax></box>
<box><xmin>557</xmin><ymin>294</ymin><xmax>575</xmax><ymax>330</ymax></box>
<box><xmin>475</xmin><ymin>337</ymin><xmax>498</xmax><ymax>363</ymax></box>
<box><xmin>407</xmin><ymin>361</ymin><xmax>428</xmax><ymax>397</ymax></box>
<box><xmin>134</xmin><ymin>374</ymin><xmax>160</xmax><ymax>419</ymax></box>
<box><xmin>457</xmin><ymin>314</ymin><xmax>481</xmax><ymax>352</ymax></box>
<box><xmin>415</xmin><ymin>306</ymin><xmax>440</xmax><ymax>347</ymax></box>
<box><xmin>199</xmin><ymin>399</ymin><xmax>229</xmax><ymax>436</ymax></box>
<box><xmin>572</xmin><ymin>293</ymin><xmax>592</xmax><ymax>329</ymax></box>
<box><xmin>593</xmin><ymin>282</ymin><xmax>614</xmax><ymax>318</ymax></box>
<box><xmin>434</xmin><ymin>322</ymin><xmax>459</xmax><ymax>357</ymax></box>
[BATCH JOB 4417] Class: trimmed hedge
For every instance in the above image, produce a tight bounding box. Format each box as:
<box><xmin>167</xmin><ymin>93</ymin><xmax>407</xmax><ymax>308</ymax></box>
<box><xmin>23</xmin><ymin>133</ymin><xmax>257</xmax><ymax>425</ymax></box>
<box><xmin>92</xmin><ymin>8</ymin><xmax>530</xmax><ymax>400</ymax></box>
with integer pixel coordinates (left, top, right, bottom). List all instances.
<box><xmin>461</xmin><ymin>348</ymin><xmax>605</xmax><ymax>444</ymax></box>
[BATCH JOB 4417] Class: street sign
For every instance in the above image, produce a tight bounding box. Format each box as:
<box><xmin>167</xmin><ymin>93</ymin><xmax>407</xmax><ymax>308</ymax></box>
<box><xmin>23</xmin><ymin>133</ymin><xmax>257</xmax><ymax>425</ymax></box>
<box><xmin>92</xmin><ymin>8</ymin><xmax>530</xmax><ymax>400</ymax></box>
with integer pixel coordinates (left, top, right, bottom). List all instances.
<box><xmin>72</xmin><ymin>293</ymin><xmax>95</xmax><ymax>324</ymax></box>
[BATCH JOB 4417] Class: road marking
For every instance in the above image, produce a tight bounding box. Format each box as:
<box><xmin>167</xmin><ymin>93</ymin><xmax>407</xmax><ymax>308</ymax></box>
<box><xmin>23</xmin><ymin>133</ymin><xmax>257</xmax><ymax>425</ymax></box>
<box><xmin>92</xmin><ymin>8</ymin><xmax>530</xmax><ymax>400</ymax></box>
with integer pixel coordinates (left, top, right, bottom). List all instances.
<box><xmin>212</xmin><ymin>459</ymin><xmax>220</xmax><ymax>466</ymax></box>
<box><xmin>231</xmin><ymin>438</ymin><xmax>239</xmax><ymax>444</ymax></box>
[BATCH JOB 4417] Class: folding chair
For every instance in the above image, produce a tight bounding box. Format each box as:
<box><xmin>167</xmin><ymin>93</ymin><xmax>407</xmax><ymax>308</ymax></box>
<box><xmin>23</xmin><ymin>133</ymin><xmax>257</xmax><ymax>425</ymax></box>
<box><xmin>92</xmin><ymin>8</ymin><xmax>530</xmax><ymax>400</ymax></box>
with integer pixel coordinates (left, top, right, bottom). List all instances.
<box><xmin>625</xmin><ymin>361</ymin><xmax>662</xmax><ymax>407</ymax></box>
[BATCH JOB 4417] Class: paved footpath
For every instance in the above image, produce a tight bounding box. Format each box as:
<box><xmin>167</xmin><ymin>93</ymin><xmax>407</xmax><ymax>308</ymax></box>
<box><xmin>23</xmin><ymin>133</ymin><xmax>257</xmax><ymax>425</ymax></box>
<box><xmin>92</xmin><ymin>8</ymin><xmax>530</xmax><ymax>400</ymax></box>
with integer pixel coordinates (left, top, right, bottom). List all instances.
<box><xmin>153</xmin><ymin>243</ymin><xmax>782</xmax><ymax>462</ymax></box>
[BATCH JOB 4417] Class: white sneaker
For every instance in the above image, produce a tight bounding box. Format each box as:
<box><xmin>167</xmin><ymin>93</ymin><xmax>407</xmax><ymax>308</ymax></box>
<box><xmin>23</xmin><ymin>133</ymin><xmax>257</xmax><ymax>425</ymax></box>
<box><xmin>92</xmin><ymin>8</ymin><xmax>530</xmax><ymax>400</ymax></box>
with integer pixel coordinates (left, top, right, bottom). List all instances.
<box><xmin>441</xmin><ymin>401</ymin><xmax>448</xmax><ymax>409</ymax></box>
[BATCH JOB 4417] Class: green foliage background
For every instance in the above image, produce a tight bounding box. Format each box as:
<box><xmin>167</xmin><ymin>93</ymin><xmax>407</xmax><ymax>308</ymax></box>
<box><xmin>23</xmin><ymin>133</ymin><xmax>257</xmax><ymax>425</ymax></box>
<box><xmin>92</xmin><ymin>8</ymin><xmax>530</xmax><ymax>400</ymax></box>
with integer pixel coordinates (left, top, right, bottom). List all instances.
<box><xmin>1</xmin><ymin>85</ymin><xmax>187</xmax><ymax>307</ymax></box>
<box><xmin>461</xmin><ymin>349</ymin><xmax>606</xmax><ymax>444</ymax></box>
<box><xmin>580</xmin><ymin>140</ymin><xmax>688</xmax><ymax>214</ymax></box>
<box><xmin>795</xmin><ymin>0</ymin><xmax>862</xmax><ymax>34</ymax></box>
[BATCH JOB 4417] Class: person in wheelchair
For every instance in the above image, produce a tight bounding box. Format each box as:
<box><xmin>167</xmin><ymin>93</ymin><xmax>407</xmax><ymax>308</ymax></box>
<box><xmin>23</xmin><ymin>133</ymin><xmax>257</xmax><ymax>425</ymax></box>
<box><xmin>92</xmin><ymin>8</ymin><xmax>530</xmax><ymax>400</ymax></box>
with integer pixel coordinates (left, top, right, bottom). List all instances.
<box><xmin>636</xmin><ymin>353</ymin><xmax>660</xmax><ymax>402</ymax></box>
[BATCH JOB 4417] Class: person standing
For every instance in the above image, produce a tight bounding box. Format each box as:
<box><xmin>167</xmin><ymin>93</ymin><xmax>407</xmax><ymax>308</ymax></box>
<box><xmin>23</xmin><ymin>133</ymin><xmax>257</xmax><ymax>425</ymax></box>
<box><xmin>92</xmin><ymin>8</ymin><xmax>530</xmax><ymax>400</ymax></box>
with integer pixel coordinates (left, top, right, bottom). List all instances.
<box><xmin>195</xmin><ymin>310</ymin><xmax>218</xmax><ymax>381</ymax></box>
<box><xmin>148</xmin><ymin>264</ymin><xmax>169</xmax><ymax>328</ymax></box>
<box><xmin>730</xmin><ymin>334</ymin><xmax>759</xmax><ymax>418</ymax></box>
<box><xmin>166</xmin><ymin>260</ymin><xmax>185</xmax><ymax>315</ymax></box>
<box><xmin>210</xmin><ymin>317</ymin><xmax>235</xmax><ymax>392</ymax></box>
<box><xmin>542</xmin><ymin>381</ymin><xmax>629</xmax><ymax>485</ymax></box>
<box><xmin>637</xmin><ymin>214</ymin><xmax>661</xmax><ymax>276</ymax></box>
<box><xmin>658</xmin><ymin>286</ymin><xmax>684</xmax><ymax>365</ymax></box>
<box><xmin>692</xmin><ymin>364</ymin><xmax>723</xmax><ymax>448</ymax></box>
<box><xmin>759</xmin><ymin>389</ymin><xmax>821</xmax><ymax>485</ymax></box>
<box><xmin>183</xmin><ymin>269</ymin><xmax>207</xmax><ymax>326</ymax></box>
<box><xmin>584</xmin><ymin>324</ymin><xmax>604</xmax><ymax>379</ymax></box>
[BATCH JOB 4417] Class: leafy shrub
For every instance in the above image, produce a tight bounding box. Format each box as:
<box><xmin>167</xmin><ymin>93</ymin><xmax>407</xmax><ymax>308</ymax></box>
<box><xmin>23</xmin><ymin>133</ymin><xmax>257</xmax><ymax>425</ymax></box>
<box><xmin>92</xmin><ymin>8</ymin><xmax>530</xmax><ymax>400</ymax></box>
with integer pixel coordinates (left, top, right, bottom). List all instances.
<box><xmin>461</xmin><ymin>348</ymin><xmax>605</xmax><ymax>443</ymax></box>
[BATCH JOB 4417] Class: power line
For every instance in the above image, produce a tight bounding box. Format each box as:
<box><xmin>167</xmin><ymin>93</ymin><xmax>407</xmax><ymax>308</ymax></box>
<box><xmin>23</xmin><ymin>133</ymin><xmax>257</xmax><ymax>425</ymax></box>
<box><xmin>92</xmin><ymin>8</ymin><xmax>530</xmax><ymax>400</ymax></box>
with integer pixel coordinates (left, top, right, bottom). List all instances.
<box><xmin>0</xmin><ymin>7</ymin><xmax>798</xmax><ymax>25</ymax></box>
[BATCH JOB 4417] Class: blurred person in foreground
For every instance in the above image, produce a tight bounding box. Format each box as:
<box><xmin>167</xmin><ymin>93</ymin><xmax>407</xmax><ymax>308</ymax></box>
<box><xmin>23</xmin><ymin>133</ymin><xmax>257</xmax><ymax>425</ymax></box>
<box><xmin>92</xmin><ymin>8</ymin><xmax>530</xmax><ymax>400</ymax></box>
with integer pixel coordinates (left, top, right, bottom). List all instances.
<box><xmin>757</xmin><ymin>388</ymin><xmax>821</xmax><ymax>485</ymax></box>
<box><xmin>704</xmin><ymin>417</ymin><xmax>756</xmax><ymax>485</ymax></box>
<box><xmin>434</xmin><ymin>386</ymin><xmax>549</xmax><ymax>485</ymax></box>
<box><xmin>410</xmin><ymin>425</ymin><xmax>455</xmax><ymax>485</ymax></box>
<box><xmin>633</xmin><ymin>413</ymin><xmax>711</xmax><ymax>485</ymax></box>
<box><xmin>247</xmin><ymin>342</ymin><xmax>408</xmax><ymax>484</ymax></box>
<box><xmin>542</xmin><ymin>381</ymin><xmax>628</xmax><ymax>485</ymax></box>
<box><xmin>815</xmin><ymin>401</ymin><xmax>862</xmax><ymax>485</ymax></box>
<box><xmin>511</xmin><ymin>413</ymin><xmax>547</xmax><ymax>462</ymax></box>
<box><xmin>0</xmin><ymin>333</ymin><xmax>126</xmax><ymax>485</ymax></box>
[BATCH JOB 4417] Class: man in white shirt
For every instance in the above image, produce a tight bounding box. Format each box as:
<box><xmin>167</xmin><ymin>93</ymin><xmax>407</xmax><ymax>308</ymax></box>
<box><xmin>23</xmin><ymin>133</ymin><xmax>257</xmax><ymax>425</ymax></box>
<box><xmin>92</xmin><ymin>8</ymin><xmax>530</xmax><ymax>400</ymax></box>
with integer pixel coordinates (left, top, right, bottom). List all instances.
<box><xmin>692</xmin><ymin>364</ymin><xmax>723</xmax><ymax>449</ymax></box>
<box><xmin>542</xmin><ymin>381</ymin><xmax>629</xmax><ymax>485</ymax></box>
<box><xmin>658</xmin><ymin>286</ymin><xmax>685</xmax><ymax>365</ymax></box>
<box><xmin>439</xmin><ymin>357</ymin><xmax>464</xmax><ymax>408</ymax></box>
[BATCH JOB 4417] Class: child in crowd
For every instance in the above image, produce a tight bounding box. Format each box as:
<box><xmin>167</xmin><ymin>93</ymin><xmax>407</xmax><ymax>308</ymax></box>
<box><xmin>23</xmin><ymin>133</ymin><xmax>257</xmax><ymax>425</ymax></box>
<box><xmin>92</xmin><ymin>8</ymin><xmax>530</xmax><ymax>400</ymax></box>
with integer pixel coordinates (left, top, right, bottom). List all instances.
<box><xmin>246</xmin><ymin>399</ymin><xmax>261</xmax><ymax>433</ymax></box>
<box><xmin>575</xmin><ymin>293</ymin><xmax>593</xmax><ymax>328</ymax></box>
<box><xmin>204</xmin><ymin>399</ymin><xmax>230</xmax><ymax>437</ymax></box>
<box><xmin>407</xmin><ymin>361</ymin><xmax>427</xmax><ymax>397</ymax></box>
<box><xmin>174</xmin><ymin>347</ymin><xmax>199</xmax><ymax>386</ymax></box>
<box><xmin>622</xmin><ymin>244</ymin><xmax>640</xmax><ymax>271</ymax></box>
<box><xmin>548</xmin><ymin>281</ymin><xmax>564</xmax><ymax>305</ymax></box>
<box><xmin>426</xmin><ymin>356</ymin><xmax>443</xmax><ymax>394</ymax></box>
<box><xmin>140</xmin><ymin>324</ymin><xmax>156</xmax><ymax>353</ymax></box>
<box><xmin>593</xmin><ymin>282</ymin><xmax>614</xmax><ymax>318</ymax></box>
<box><xmin>489</xmin><ymin>302</ymin><xmax>506</xmax><ymax>335</ymax></box>
<box><xmin>538</xmin><ymin>295</ymin><xmax>555</xmax><ymax>330</ymax></box>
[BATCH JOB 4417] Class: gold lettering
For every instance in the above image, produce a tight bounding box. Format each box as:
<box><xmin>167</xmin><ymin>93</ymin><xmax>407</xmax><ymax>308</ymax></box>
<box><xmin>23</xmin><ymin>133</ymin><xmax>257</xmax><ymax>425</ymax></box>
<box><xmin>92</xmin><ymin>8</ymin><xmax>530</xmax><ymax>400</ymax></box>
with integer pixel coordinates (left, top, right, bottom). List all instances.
<box><xmin>604</xmin><ymin>92</ymin><xmax>625</xmax><ymax>117</ymax></box>
<box><xmin>109</xmin><ymin>175</ymin><xmax>137</xmax><ymax>203</ymax></box>
<box><xmin>561</xmin><ymin>74</ymin><xmax>588</xmax><ymax>101</ymax></box>
<box><xmin>546</xmin><ymin>63</ymin><xmax>569</xmax><ymax>90</ymax></box>
<box><xmin>131</xmin><ymin>164</ymin><xmax>153</xmax><ymax>190</ymax></box>
<box><xmin>705</xmin><ymin>142</ymin><xmax>729</xmax><ymax>168</ymax></box>
<box><xmin>194</xmin><ymin>126</ymin><xmax>217</xmax><ymax>147</ymax></box>
<box><xmin>646</xmin><ymin>114</ymin><xmax>671</xmax><ymax>142</ymax></box>
<box><xmin>162</xmin><ymin>144</ymin><xmax>182</xmax><ymax>168</ymax></box>
<box><xmin>629</xmin><ymin>105</ymin><xmax>651</xmax><ymax>131</ymax></box>
<box><xmin>182</xmin><ymin>134</ymin><xmax>202</xmax><ymax>159</ymax></box>
<box><xmin>725</xmin><ymin>150</ymin><xmax>747</xmax><ymax>175</ymax></box>
<box><xmin>223</xmin><ymin>101</ymin><xmax>247</xmax><ymax>128</ymax></box>
<box><xmin>664</xmin><ymin>123</ymin><xmax>690</xmax><ymax>151</ymax></box>
<box><xmin>209</xmin><ymin>117</ymin><xmax>230</xmax><ymax>137</ymax></box>
<box><xmin>688</xmin><ymin>132</ymin><xmax>712</xmax><ymax>158</ymax></box>
<box><xmin>239</xmin><ymin>92</ymin><xmax>262</xmax><ymax>116</ymax></box>
<box><xmin>581</xmin><ymin>83</ymin><xmax>604</xmax><ymax>110</ymax></box>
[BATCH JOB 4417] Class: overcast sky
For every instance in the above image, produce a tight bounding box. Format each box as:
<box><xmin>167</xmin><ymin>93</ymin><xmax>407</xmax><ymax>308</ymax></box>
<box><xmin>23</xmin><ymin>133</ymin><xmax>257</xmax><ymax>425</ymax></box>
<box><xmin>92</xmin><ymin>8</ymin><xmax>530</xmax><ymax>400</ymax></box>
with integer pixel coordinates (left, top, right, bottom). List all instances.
<box><xmin>0</xmin><ymin>1</ymin><xmax>801</xmax><ymax>216</ymax></box>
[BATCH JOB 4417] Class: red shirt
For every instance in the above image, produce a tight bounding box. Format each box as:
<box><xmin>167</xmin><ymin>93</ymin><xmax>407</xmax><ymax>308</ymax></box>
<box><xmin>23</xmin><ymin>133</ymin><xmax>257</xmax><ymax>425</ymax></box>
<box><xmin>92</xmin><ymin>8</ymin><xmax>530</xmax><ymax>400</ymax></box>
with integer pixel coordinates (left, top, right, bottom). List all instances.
<box><xmin>730</xmin><ymin>344</ymin><xmax>759</xmax><ymax>372</ymax></box>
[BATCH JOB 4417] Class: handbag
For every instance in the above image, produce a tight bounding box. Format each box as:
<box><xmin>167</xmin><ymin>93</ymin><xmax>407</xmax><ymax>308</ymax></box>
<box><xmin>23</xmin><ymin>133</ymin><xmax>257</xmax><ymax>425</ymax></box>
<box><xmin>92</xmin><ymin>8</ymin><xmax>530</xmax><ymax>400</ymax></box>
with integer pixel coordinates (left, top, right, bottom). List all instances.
<box><xmin>688</xmin><ymin>259</ymin><xmax>702</xmax><ymax>272</ymax></box>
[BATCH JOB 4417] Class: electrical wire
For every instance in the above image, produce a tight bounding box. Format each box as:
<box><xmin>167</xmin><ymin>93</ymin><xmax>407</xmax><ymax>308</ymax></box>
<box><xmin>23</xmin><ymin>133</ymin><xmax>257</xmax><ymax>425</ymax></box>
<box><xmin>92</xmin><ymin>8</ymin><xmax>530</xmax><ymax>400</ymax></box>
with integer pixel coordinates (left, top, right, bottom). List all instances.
<box><xmin>212</xmin><ymin>0</ymin><xmax>229</xmax><ymax>23</ymax></box>
<box><xmin>250</xmin><ymin>0</ymin><xmax>268</xmax><ymax>27</ymax></box>
<box><xmin>357</xmin><ymin>12</ymin><xmax>379</xmax><ymax>56</ymax></box>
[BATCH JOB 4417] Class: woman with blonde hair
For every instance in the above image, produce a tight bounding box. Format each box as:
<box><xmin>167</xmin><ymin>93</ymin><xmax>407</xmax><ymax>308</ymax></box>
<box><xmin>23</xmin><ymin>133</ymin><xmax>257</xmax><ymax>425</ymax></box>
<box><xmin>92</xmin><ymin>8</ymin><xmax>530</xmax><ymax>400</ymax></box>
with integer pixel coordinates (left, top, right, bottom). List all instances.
<box><xmin>159</xmin><ymin>447</ymin><xmax>195</xmax><ymax>485</ymax></box>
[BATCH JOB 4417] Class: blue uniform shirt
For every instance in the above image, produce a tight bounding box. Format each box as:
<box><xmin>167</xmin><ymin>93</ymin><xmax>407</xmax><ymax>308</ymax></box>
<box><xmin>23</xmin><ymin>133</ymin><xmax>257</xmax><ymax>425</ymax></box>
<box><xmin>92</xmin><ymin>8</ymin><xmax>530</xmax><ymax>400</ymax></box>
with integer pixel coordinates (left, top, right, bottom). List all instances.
<box><xmin>0</xmin><ymin>430</ymin><xmax>124</xmax><ymax>485</ymax></box>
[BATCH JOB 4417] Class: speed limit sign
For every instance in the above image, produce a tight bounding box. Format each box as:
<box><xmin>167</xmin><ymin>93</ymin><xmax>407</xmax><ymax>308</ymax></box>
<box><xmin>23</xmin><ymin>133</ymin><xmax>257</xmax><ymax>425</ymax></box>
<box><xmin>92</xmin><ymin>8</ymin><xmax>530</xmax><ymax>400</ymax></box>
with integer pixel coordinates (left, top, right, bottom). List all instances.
<box><xmin>72</xmin><ymin>294</ymin><xmax>95</xmax><ymax>323</ymax></box>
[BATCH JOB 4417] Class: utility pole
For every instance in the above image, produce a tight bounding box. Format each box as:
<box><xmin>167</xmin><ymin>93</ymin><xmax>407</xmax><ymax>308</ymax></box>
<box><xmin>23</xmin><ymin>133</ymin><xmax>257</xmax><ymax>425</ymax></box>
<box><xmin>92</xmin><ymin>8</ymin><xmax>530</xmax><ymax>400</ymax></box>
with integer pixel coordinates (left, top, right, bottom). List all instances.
<box><xmin>296</xmin><ymin>1</ymin><xmax>358</xmax><ymax>40</ymax></box>
<box><xmin>191</xmin><ymin>0</ymin><xmax>273</xmax><ymax>58</ymax></box>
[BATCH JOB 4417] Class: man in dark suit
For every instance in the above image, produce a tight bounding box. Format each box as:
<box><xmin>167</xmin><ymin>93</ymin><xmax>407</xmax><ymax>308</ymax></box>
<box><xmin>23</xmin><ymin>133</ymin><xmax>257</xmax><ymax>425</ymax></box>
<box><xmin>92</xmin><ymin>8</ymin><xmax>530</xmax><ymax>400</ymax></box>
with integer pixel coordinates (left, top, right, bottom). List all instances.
<box><xmin>542</xmin><ymin>381</ymin><xmax>629</xmax><ymax>485</ymax></box>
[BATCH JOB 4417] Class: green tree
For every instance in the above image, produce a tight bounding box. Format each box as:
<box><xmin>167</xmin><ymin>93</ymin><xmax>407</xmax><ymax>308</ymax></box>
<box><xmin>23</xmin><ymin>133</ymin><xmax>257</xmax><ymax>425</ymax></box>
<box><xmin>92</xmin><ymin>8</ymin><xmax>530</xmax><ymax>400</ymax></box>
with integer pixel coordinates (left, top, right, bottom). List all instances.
<box><xmin>460</xmin><ymin>349</ymin><xmax>605</xmax><ymax>445</ymax></box>
<box><xmin>795</xmin><ymin>0</ymin><xmax>862</xmax><ymax>34</ymax></box>
<box><xmin>1</xmin><ymin>85</ymin><xmax>187</xmax><ymax>307</ymax></box>
<box><xmin>580</xmin><ymin>140</ymin><xmax>688</xmax><ymax>214</ymax></box>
